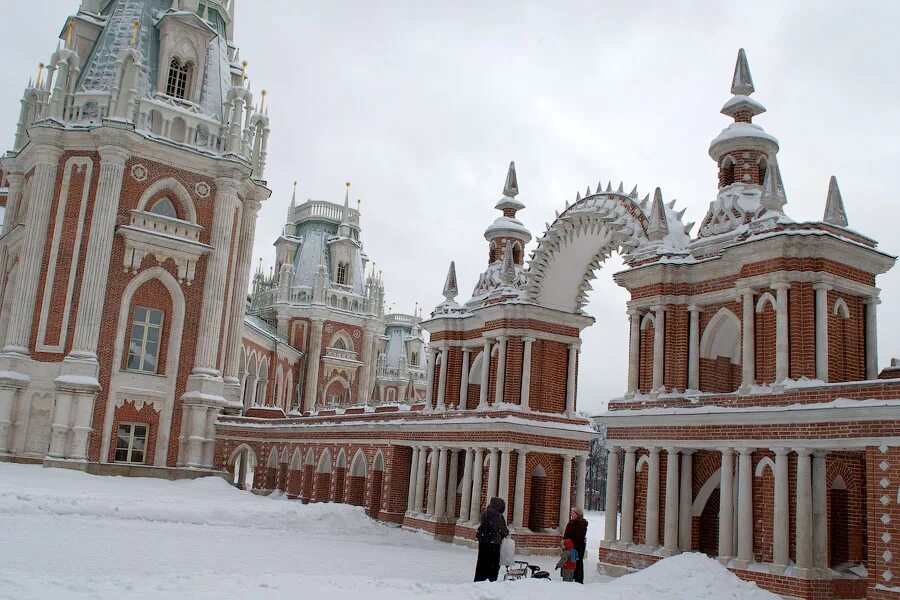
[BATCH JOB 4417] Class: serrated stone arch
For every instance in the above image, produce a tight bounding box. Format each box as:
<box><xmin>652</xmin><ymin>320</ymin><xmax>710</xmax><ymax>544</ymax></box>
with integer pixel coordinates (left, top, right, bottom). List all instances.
<box><xmin>833</xmin><ymin>298</ymin><xmax>850</xmax><ymax>319</ymax></box>
<box><xmin>754</xmin><ymin>456</ymin><xmax>775</xmax><ymax>477</ymax></box>
<box><xmin>755</xmin><ymin>292</ymin><xmax>777</xmax><ymax>313</ymax></box>
<box><xmin>526</xmin><ymin>188</ymin><xmax>654</xmax><ymax>313</ymax></box>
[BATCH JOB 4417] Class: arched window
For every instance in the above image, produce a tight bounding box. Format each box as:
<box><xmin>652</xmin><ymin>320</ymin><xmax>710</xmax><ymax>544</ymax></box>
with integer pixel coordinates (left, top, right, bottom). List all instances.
<box><xmin>758</xmin><ymin>156</ymin><xmax>768</xmax><ymax>186</ymax></box>
<box><xmin>336</xmin><ymin>262</ymin><xmax>349</xmax><ymax>285</ymax></box>
<box><xmin>166</xmin><ymin>58</ymin><xmax>191</xmax><ymax>100</ymax></box>
<box><xmin>720</xmin><ymin>156</ymin><xmax>736</xmax><ymax>187</ymax></box>
<box><xmin>149</xmin><ymin>197</ymin><xmax>177</xmax><ymax>219</ymax></box>
<box><xmin>410</xmin><ymin>351</ymin><xmax>419</xmax><ymax>366</ymax></box>
<box><xmin>333</xmin><ymin>338</ymin><xmax>346</xmax><ymax>350</ymax></box>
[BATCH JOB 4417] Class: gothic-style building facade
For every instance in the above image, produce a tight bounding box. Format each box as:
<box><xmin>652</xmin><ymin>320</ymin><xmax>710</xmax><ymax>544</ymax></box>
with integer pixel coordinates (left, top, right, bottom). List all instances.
<box><xmin>595</xmin><ymin>51</ymin><xmax>898</xmax><ymax>599</ymax></box>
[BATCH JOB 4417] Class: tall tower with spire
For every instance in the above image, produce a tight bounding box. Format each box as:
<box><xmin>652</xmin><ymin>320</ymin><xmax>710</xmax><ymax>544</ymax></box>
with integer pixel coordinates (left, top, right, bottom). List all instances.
<box><xmin>0</xmin><ymin>0</ymin><xmax>270</xmax><ymax>475</ymax></box>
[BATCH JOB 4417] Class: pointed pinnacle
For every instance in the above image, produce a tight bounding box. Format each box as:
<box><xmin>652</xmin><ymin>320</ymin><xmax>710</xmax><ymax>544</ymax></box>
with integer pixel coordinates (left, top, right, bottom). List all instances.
<box><xmin>666</xmin><ymin>199</ymin><xmax>676</xmax><ymax>209</ymax></box>
<box><xmin>823</xmin><ymin>175</ymin><xmax>848</xmax><ymax>227</ymax></box>
<box><xmin>586</xmin><ymin>185</ymin><xmax>592</xmax><ymax>196</ymax></box>
<box><xmin>597</xmin><ymin>180</ymin><xmax>604</xmax><ymax>194</ymax></box>
<box><xmin>503</xmin><ymin>161</ymin><xmax>519</xmax><ymax>197</ymax></box>
<box><xmin>575</xmin><ymin>191</ymin><xmax>582</xmax><ymax>202</ymax></box>
<box><xmin>639</xmin><ymin>194</ymin><xmax>649</xmax><ymax>211</ymax></box>
<box><xmin>442</xmin><ymin>261</ymin><xmax>458</xmax><ymax>301</ymax></box>
<box><xmin>684</xmin><ymin>222</ymin><xmax>695</xmax><ymax>235</ymax></box>
<box><xmin>617</xmin><ymin>182</ymin><xmax>623</xmax><ymax>194</ymax></box>
<box><xmin>761</xmin><ymin>155</ymin><xmax>787</xmax><ymax>212</ymax></box>
<box><xmin>647</xmin><ymin>187</ymin><xmax>669</xmax><ymax>241</ymax></box>
<box><xmin>605</xmin><ymin>182</ymin><xmax>612</xmax><ymax>193</ymax></box>
<box><xmin>499</xmin><ymin>243</ymin><xmax>516</xmax><ymax>286</ymax></box>
<box><xmin>731</xmin><ymin>48</ymin><xmax>755</xmax><ymax>96</ymax></box>
<box><xmin>629</xmin><ymin>185</ymin><xmax>638</xmax><ymax>198</ymax></box>
<box><xmin>676</xmin><ymin>207</ymin><xmax>687</xmax><ymax>220</ymax></box>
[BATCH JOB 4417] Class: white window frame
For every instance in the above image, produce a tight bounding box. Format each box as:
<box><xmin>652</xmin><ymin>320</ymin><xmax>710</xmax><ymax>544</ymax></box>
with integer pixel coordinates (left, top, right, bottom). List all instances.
<box><xmin>127</xmin><ymin>306</ymin><xmax>164</xmax><ymax>374</ymax></box>
<box><xmin>115</xmin><ymin>422</ymin><xmax>148</xmax><ymax>464</ymax></box>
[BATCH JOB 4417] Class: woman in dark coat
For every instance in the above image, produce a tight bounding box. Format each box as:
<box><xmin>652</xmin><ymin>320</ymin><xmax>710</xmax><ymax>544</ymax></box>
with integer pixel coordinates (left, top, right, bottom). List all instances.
<box><xmin>563</xmin><ymin>506</ymin><xmax>588</xmax><ymax>584</ymax></box>
<box><xmin>473</xmin><ymin>497</ymin><xmax>509</xmax><ymax>582</ymax></box>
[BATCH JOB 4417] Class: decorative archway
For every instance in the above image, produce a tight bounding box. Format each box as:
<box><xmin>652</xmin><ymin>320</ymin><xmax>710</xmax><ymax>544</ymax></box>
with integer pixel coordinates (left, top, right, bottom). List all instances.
<box><xmin>334</xmin><ymin>449</ymin><xmax>348</xmax><ymax>503</ymax></box>
<box><xmin>527</xmin><ymin>464</ymin><xmax>547</xmax><ymax>532</ymax></box>
<box><xmin>228</xmin><ymin>443</ymin><xmax>257</xmax><ymax>491</ymax></box>
<box><xmin>348</xmin><ymin>450</ymin><xmax>368</xmax><ymax>506</ymax></box>
<box><xmin>367</xmin><ymin>450</ymin><xmax>385</xmax><ymax>517</ymax></box>
<box><xmin>526</xmin><ymin>185</ymin><xmax>690</xmax><ymax>313</ymax></box>
<box><xmin>314</xmin><ymin>449</ymin><xmax>333</xmax><ymax>503</ymax></box>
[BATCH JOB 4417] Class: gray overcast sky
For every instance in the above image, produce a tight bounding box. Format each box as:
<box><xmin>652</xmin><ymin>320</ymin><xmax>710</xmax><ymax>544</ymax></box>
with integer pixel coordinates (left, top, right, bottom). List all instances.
<box><xmin>3</xmin><ymin>1</ymin><xmax>900</xmax><ymax>414</ymax></box>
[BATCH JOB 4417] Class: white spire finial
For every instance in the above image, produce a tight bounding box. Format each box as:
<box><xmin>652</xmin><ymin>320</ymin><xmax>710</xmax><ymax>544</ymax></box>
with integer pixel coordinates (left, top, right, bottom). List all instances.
<box><xmin>760</xmin><ymin>155</ymin><xmax>787</xmax><ymax>212</ymax></box>
<box><xmin>442</xmin><ymin>261</ymin><xmax>458</xmax><ymax>301</ymax></box>
<box><xmin>731</xmin><ymin>48</ymin><xmax>755</xmax><ymax>96</ymax></box>
<box><xmin>290</xmin><ymin>180</ymin><xmax>297</xmax><ymax>207</ymax></box>
<box><xmin>647</xmin><ymin>187</ymin><xmax>669</xmax><ymax>241</ymax></box>
<box><xmin>499</xmin><ymin>243</ymin><xmax>516</xmax><ymax>285</ymax></box>
<box><xmin>503</xmin><ymin>161</ymin><xmax>518</xmax><ymax>198</ymax></box>
<box><xmin>823</xmin><ymin>175</ymin><xmax>848</xmax><ymax>227</ymax></box>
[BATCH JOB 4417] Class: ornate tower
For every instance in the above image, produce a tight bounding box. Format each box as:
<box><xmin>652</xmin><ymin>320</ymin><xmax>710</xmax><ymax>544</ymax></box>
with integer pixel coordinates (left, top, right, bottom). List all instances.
<box><xmin>0</xmin><ymin>0</ymin><xmax>270</xmax><ymax>474</ymax></box>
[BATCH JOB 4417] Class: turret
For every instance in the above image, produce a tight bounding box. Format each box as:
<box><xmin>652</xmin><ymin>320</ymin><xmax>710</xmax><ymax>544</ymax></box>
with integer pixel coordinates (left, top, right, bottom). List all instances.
<box><xmin>483</xmin><ymin>161</ymin><xmax>531</xmax><ymax>266</ymax></box>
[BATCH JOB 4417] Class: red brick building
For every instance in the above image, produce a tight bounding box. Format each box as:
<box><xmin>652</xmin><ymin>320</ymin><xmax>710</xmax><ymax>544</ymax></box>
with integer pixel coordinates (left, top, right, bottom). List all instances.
<box><xmin>594</xmin><ymin>50</ymin><xmax>899</xmax><ymax>599</ymax></box>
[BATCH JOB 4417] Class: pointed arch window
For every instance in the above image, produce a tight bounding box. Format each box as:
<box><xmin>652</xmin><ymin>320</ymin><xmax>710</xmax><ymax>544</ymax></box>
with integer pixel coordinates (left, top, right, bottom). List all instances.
<box><xmin>410</xmin><ymin>351</ymin><xmax>419</xmax><ymax>366</ymax></box>
<box><xmin>166</xmin><ymin>58</ymin><xmax>191</xmax><ymax>100</ymax></box>
<box><xmin>336</xmin><ymin>262</ymin><xmax>349</xmax><ymax>285</ymax></box>
<box><xmin>149</xmin><ymin>197</ymin><xmax>177</xmax><ymax>219</ymax></box>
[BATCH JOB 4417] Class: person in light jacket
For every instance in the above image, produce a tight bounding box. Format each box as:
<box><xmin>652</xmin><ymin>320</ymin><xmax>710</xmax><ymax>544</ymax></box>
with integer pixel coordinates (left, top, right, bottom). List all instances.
<box><xmin>473</xmin><ymin>497</ymin><xmax>509</xmax><ymax>582</ymax></box>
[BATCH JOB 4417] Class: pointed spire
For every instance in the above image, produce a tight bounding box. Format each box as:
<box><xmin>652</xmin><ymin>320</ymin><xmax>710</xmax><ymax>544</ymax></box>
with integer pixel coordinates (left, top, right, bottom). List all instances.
<box><xmin>499</xmin><ymin>243</ymin><xmax>516</xmax><ymax>285</ymax></box>
<box><xmin>290</xmin><ymin>180</ymin><xmax>297</xmax><ymax>207</ymax></box>
<box><xmin>442</xmin><ymin>261</ymin><xmax>458</xmax><ymax>301</ymax></box>
<box><xmin>760</xmin><ymin>155</ymin><xmax>787</xmax><ymax>212</ymax></box>
<box><xmin>823</xmin><ymin>175</ymin><xmax>848</xmax><ymax>227</ymax></box>
<box><xmin>503</xmin><ymin>161</ymin><xmax>518</xmax><ymax>197</ymax></box>
<box><xmin>731</xmin><ymin>48</ymin><xmax>755</xmax><ymax>96</ymax></box>
<box><xmin>647</xmin><ymin>187</ymin><xmax>669</xmax><ymax>241</ymax></box>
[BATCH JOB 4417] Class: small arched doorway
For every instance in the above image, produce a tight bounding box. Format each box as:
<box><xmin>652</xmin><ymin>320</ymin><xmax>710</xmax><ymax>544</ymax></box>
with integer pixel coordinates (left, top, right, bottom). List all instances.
<box><xmin>314</xmin><ymin>449</ymin><xmax>333</xmax><ymax>503</ymax></box>
<box><xmin>829</xmin><ymin>475</ymin><xmax>849</xmax><ymax>567</ymax></box>
<box><xmin>334</xmin><ymin>449</ymin><xmax>348</xmax><ymax>503</ymax></box>
<box><xmin>229</xmin><ymin>444</ymin><xmax>257</xmax><ymax>491</ymax></box>
<box><xmin>367</xmin><ymin>451</ymin><xmax>385</xmax><ymax>518</ymax></box>
<box><xmin>348</xmin><ymin>450</ymin><xmax>368</xmax><ymax>506</ymax></box>
<box><xmin>528</xmin><ymin>465</ymin><xmax>547</xmax><ymax>531</ymax></box>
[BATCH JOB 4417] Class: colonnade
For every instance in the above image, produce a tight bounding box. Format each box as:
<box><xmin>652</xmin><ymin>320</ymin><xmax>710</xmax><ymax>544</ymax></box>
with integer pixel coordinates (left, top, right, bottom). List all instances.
<box><xmin>626</xmin><ymin>284</ymin><xmax>881</xmax><ymax>394</ymax></box>
<box><xmin>406</xmin><ymin>444</ymin><xmax>588</xmax><ymax>531</ymax></box>
<box><xmin>603</xmin><ymin>445</ymin><xmax>830</xmax><ymax>573</ymax></box>
<box><xmin>425</xmin><ymin>337</ymin><xmax>580</xmax><ymax>413</ymax></box>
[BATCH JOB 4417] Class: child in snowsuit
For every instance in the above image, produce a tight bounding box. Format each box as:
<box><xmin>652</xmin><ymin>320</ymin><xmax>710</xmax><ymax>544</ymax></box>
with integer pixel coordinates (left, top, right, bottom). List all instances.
<box><xmin>555</xmin><ymin>539</ymin><xmax>578</xmax><ymax>582</ymax></box>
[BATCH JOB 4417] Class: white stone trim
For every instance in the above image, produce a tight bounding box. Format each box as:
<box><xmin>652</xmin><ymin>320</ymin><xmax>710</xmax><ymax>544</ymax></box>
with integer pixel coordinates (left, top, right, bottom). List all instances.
<box><xmin>101</xmin><ymin>266</ymin><xmax>186</xmax><ymax>467</ymax></box>
<box><xmin>699</xmin><ymin>306</ymin><xmax>741</xmax><ymax>364</ymax></box>
<box><xmin>36</xmin><ymin>157</ymin><xmax>94</xmax><ymax>353</ymax></box>
<box><xmin>606</xmin><ymin>437</ymin><xmax>900</xmax><ymax>451</ymax></box>
<box><xmin>692</xmin><ymin>466</ymin><xmax>721</xmax><ymax>516</ymax></box>
<box><xmin>754</xmin><ymin>456</ymin><xmax>775</xmax><ymax>477</ymax></box>
<box><xmin>135</xmin><ymin>176</ymin><xmax>198</xmax><ymax>224</ymax></box>
<box><xmin>832</xmin><ymin>297</ymin><xmax>850</xmax><ymax>319</ymax></box>
<box><xmin>754</xmin><ymin>291</ymin><xmax>777</xmax><ymax>314</ymax></box>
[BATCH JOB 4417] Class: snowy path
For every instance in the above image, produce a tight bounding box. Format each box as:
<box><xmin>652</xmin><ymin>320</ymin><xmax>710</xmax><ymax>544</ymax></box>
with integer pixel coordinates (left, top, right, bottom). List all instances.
<box><xmin>0</xmin><ymin>463</ymin><xmax>777</xmax><ymax>599</ymax></box>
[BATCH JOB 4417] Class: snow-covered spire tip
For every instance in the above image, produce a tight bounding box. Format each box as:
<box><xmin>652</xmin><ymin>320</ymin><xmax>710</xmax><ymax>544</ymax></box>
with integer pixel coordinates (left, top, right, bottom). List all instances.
<box><xmin>731</xmin><ymin>48</ymin><xmax>755</xmax><ymax>96</ymax></box>
<box><xmin>823</xmin><ymin>175</ymin><xmax>848</xmax><ymax>227</ymax></box>
<box><xmin>499</xmin><ymin>243</ymin><xmax>516</xmax><ymax>285</ymax></box>
<box><xmin>503</xmin><ymin>161</ymin><xmax>518</xmax><ymax>197</ymax></box>
<box><xmin>761</xmin><ymin>155</ymin><xmax>787</xmax><ymax>212</ymax></box>
<box><xmin>647</xmin><ymin>187</ymin><xmax>669</xmax><ymax>241</ymax></box>
<box><xmin>442</xmin><ymin>261</ymin><xmax>458</xmax><ymax>301</ymax></box>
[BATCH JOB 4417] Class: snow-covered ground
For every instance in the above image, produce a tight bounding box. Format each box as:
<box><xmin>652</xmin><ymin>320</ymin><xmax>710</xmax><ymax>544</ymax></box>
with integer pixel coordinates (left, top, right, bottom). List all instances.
<box><xmin>0</xmin><ymin>463</ymin><xmax>777</xmax><ymax>600</ymax></box>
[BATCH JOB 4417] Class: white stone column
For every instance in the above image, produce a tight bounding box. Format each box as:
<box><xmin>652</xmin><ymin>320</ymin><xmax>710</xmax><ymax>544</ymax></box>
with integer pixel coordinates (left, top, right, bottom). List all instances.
<box><xmin>486</xmin><ymin>448</ymin><xmax>499</xmax><ymax>499</ymax></box>
<box><xmin>303</xmin><ymin>320</ymin><xmax>323</xmax><ymax>411</ymax></box>
<box><xmin>565</xmin><ymin>342</ymin><xmax>579</xmax><ymax>413</ymax></box>
<box><xmin>69</xmin><ymin>146</ymin><xmax>129</xmax><ymax>360</ymax></box>
<box><xmin>427</xmin><ymin>446</ymin><xmax>440</xmax><ymax>515</ymax></box>
<box><xmin>741</xmin><ymin>289</ymin><xmax>755</xmax><ymax>389</ymax></box>
<box><xmin>812</xmin><ymin>450</ymin><xmax>828</xmax><ymax>570</ymax></box>
<box><xmin>773</xmin><ymin>283</ymin><xmax>790</xmax><ymax>383</ymax></box>
<box><xmin>406</xmin><ymin>446</ymin><xmax>420</xmax><ymax>512</ymax></box>
<box><xmin>469</xmin><ymin>448</ymin><xmax>484</xmax><ymax>522</ymax></box>
<box><xmin>621</xmin><ymin>447</ymin><xmax>636</xmax><ymax>545</ymax></box>
<box><xmin>191</xmin><ymin>176</ymin><xmax>241</xmax><ymax>375</ymax></box>
<box><xmin>414</xmin><ymin>446</ymin><xmax>428</xmax><ymax>513</ymax></box>
<box><xmin>47</xmin><ymin>390</ymin><xmax>73</xmax><ymax>458</ymax></box>
<box><xmin>512</xmin><ymin>449</ymin><xmax>527</xmax><ymax>528</ymax></box>
<box><xmin>0</xmin><ymin>387</ymin><xmax>16</xmax><ymax>453</ymax></box>
<box><xmin>678</xmin><ymin>449</ymin><xmax>694</xmax><ymax>550</ymax></box>
<box><xmin>458</xmin><ymin>348</ymin><xmax>470</xmax><ymax>409</ymax></box>
<box><xmin>68</xmin><ymin>391</ymin><xmax>94</xmax><ymax>461</ymax></box>
<box><xmin>559</xmin><ymin>454</ymin><xmax>573</xmax><ymax>532</ymax></box>
<box><xmin>736</xmin><ymin>447</ymin><xmax>754</xmax><ymax>565</ymax></box>
<box><xmin>223</xmin><ymin>199</ymin><xmax>261</xmax><ymax>390</ymax></box>
<box><xmin>646</xmin><ymin>447</ymin><xmax>660</xmax><ymax>548</ymax></box>
<box><xmin>424</xmin><ymin>348</ymin><xmax>437</xmax><ymax>409</ymax></box>
<box><xmin>865</xmin><ymin>297</ymin><xmax>880</xmax><ymax>380</ymax></box>
<box><xmin>576</xmin><ymin>455</ymin><xmax>587</xmax><ymax>511</ymax></box>
<box><xmin>493</xmin><ymin>336</ymin><xmax>507</xmax><ymax>405</ymax></box>
<box><xmin>794</xmin><ymin>448</ymin><xmax>813</xmax><ymax>570</ymax></box>
<box><xmin>814</xmin><ymin>283</ymin><xmax>831</xmax><ymax>382</ymax></box>
<box><xmin>447</xmin><ymin>449</ymin><xmax>459</xmax><ymax>519</ymax></box>
<box><xmin>478</xmin><ymin>340</ymin><xmax>491</xmax><ymax>409</ymax></box>
<box><xmin>520</xmin><ymin>337</ymin><xmax>534</xmax><ymax>409</ymax></box>
<box><xmin>434</xmin><ymin>447</ymin><xmax>449</xmax><ymax>518</ymax></box>
<box><xmin>718</xmin><ymin>448</ymin><xmax>734</xmax><ymax>559</ymax></box>
<box><xmin>3</xmin><ymin>146</ymin><xmax>63</xmax><ymax>355</ymax></box>
<box><xmin>436</xmin><ymin>347</ymin><xmax>449</xmax><ymax>411</ymax></box>
<box><xmin>604</xmin><ymin>447</ymin><xmax>620</xmax><ymax>542</ymax></box>
<box><xmin>0</xmin><ymin>172</ymin><xmax>24</xmax><ymax>236</ymax></box>
<box><xmin>688</xmin><ymin>306</ymin><xmax>701</xmax><ymax>390</ymax></box>
<box><xmin>652</xmin><ymin>306</ymin><xmax>666</xmax><ymax>391</ymax></box>
<box><xmin>663</xmin><ymin>447</ymin><xmax>680</xmax><ymax>552</ymax></box>
<box><xmin>498</xmin><ymin>448</ymin><xmax>511</xmax><ymax>509</ymax></box>
<box><xmin>627</xmin><ymin>309</ymin><xmax>641</xmax><ymax>393</ymax></box>
<box><xmin>459</xmin><ymin>448</ymin><xmax>474</xmax><ymax>521</ymax></box>
<box><xmin>773</xmin><ymin>447</ymin><xmax>790</xmax><ymax>568</ymax></box>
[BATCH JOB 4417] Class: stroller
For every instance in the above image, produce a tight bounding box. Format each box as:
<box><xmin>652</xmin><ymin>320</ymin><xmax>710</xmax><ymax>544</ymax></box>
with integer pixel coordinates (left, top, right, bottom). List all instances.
<box><xmin>503</xmin><ymin>560</ymin><xmax>550</xmax><ymax>581</ymax></box>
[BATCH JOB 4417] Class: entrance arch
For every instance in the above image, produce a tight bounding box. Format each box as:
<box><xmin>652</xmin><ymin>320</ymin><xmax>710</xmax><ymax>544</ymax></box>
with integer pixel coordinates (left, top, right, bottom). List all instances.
<box><xmin>348</xmin><ymin>450</ymin><xmax>368</xmax><ymax>506</ymax></box>
<box><xmin>228</xmin><ymin>444</ymin><xmax>257</xmax><ymax>491</ymax></box>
